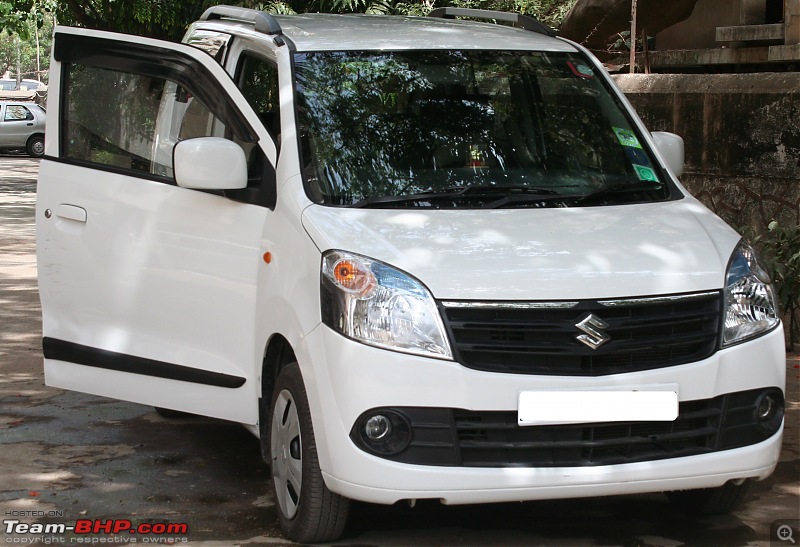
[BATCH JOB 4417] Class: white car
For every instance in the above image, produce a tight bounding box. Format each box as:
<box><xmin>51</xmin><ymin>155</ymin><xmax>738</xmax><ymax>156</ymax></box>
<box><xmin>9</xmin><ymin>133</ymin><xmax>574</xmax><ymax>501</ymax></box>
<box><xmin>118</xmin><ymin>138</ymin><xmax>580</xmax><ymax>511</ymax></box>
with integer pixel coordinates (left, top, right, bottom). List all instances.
<box><xmin>0</xmin><ymin>78</ymin><xmax>45</xmax><ymax>91</ymax></box>
<box><xmin>36</xmin><ymin>6</ymin><xmax>785</xmax><ymax>543</ymax></box>
<box><xmin>0</xmin><ymin>101</ymin><xmax>46</xmax><ymax>157</ymax></box>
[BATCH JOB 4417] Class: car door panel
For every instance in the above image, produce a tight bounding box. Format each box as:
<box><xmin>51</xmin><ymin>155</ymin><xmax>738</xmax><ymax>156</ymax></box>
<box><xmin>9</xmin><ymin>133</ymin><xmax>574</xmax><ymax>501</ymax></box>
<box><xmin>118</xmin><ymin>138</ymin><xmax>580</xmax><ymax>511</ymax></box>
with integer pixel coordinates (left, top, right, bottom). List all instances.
<box><xmin>39</xmin><ymin>163</ymin><xmax>261</xmax><ymax>419</ymax></box>
<box><xmin>1</xmin><ymin>104</ymin><xmax>33</xmax><ymax>147</ymax></box>
<box><xmin>37</xmin><ymin>27</ymin><xmax>276</xmax><ymax>423</ymax></box>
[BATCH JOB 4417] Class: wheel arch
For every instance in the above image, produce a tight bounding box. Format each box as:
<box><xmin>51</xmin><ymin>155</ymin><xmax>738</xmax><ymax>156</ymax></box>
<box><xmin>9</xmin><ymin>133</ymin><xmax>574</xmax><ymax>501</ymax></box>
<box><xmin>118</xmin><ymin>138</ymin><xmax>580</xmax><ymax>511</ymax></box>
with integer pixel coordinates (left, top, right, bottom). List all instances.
<box><xmin>258</xmin><ymin>333</ymin><xmax>297</xmax><ymax>459</ymax></box>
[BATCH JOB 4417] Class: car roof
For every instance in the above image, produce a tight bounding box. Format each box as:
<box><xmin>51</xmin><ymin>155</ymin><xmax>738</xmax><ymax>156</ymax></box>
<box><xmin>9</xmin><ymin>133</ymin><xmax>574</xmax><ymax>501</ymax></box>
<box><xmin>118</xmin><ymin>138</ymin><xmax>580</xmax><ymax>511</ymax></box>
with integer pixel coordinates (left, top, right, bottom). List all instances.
<box><xmin>202</xmin><ymin>13</ymin><xmax>577</xmax><ymax>53</ymax></box>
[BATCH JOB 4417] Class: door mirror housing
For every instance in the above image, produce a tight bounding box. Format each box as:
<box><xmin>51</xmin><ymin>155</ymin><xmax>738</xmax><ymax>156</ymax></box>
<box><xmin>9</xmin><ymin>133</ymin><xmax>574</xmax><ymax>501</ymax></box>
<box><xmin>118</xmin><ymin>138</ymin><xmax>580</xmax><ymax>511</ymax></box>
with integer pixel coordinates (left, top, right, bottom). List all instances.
<box><xmin>174</xmin><ymin>137</ymin><xmax>248</xmax><ymax>190</ymax></box>
<box><xmin>651</xmin><ymin>131</ymin><xmax>685</xmax><ymax>178</ymax></box>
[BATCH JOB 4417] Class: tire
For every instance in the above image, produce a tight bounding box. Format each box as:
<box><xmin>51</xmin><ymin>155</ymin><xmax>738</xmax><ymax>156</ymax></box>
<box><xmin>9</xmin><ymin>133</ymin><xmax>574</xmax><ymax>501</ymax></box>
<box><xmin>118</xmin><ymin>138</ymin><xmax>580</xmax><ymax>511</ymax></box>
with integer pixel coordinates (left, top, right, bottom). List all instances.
<box><xmin>26</xmin><ymin>135</ymin><xmax>44</xmax><ymax>158</ymax></box>
<box><xmin>269</xmin><ymin>363</ymin><xmax>350</xmax><ymax>543</ymax></box>
<box><xmin>665</xmin><ymin>480</ymin><xmax>750</xmax><ymax>515</ymax></box>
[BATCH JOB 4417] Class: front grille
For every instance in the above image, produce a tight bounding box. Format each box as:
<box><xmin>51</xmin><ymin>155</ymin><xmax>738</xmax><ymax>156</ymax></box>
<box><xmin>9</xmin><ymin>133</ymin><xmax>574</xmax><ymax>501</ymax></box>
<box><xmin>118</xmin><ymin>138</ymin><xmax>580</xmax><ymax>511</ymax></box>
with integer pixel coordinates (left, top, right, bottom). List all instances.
<box><xmin>350</xmin><ymin>388</ymin><xmax>784</xmax><ymax>468</ymax></box>
<box><xmin>440</xmin><ymin>291</ymin><xmax>722</xmax><ymax>376</ymax></box>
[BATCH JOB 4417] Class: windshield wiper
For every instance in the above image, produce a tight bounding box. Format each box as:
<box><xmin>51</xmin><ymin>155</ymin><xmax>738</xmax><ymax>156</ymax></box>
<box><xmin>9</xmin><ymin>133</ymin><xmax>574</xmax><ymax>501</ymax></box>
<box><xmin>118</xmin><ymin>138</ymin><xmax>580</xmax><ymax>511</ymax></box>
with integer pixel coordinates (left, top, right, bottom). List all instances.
<box><xmin>350</xmin><ymin>189</ymin><xmax>464</xmax><ymax>208</ymax></box>
<box><xmin>571</xmin><ymin>180</ymin><xmax>665</xmax><ymax>206</ymax></box>
<box><xmin>350</xmin><ymin>185</ymin><xmax>561</xmax><ymax>208</ymax></box>
<box><xmin>481</xmin><ymin>191</ymin><xmax>565</xmax><ymax>209</ymax></box>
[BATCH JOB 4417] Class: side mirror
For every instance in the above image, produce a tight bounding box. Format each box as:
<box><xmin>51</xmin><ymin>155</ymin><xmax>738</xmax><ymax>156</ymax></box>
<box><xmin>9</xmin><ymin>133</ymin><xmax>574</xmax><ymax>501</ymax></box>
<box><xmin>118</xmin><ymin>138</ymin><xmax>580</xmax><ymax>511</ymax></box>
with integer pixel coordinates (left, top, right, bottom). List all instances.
<box><xmin>651</xmin><ymin>131</ymin><xmax>685</xmax><ymax>178</ymax></box>
<box><xmin>174</xmin><ymin>137</ymin><xmax>248</xmax><ymax>190</ymax></box>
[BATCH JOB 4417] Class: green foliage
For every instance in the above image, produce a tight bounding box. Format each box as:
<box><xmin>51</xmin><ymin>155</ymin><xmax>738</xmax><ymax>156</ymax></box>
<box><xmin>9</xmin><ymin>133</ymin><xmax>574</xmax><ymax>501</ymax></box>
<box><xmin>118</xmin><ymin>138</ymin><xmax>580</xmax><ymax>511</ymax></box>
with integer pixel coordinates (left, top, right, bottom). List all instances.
<box><xmin>0</xmin><ymin>0</ymin><xmax>55</xmax><ymax>38</ymax></box>
<box><xmin>258</xmin><ymin>0</ymin><xmax>576</xmax><ymax>24</ymax></box>
<box><xmin>392</xmin><ymin>2</ymin><xmax>434</xmax><ymax>15</ymax></box>
<box><xmin>0</xmin><ymin>0</ymin><xmax>54</xmax><ymax>85</ymax></box>
<box><xmin>2</xmin><ymin>0</ymin><xmax>576</xmax><ymax>41</ymax></box>
<box><xmin>751</xmin><ymin>221</ymin><xmax>800</xmax><ymax>350</ymax></box>
<box><xmin>450</xmin><ymin>0</ymin><xmax>576</xmax><ymax>27</ymax></box>
<box><xmin>258</xmin><ymin>2</ymin><xmax>299</xmax><ymax>15</ymax></box>
<box><xmin>50</xmin><ymin>0</ymin><xmax>209</xmax><ymax>40</ymax></box>
<box><xmin>0</xmin><ymin>2</ymin><xmax>23</xmax><ymax>37</ymax></box>
<box><xmin>259</xmin><ymin>0</ymin><xmax>429</xmax><ymax>16</ymax></box>
<box><xmin>611</xmin><ymin>30</ymin><xmax>631</xmax><ymax>51</ymax></box>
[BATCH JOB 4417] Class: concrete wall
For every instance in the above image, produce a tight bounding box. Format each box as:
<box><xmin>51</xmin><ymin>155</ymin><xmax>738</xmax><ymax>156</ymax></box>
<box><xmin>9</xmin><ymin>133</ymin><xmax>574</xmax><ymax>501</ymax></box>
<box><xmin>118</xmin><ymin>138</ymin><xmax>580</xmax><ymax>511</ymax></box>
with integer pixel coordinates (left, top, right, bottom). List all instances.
<box><xmin>657</xmin><ymin>0</ymin><xmax>743</xmax><ymax>50</ymax></box>
<box><xmin>613</xmin><ymin>72</ymin><xmax>800</xmax><ymax>233</ymax></box>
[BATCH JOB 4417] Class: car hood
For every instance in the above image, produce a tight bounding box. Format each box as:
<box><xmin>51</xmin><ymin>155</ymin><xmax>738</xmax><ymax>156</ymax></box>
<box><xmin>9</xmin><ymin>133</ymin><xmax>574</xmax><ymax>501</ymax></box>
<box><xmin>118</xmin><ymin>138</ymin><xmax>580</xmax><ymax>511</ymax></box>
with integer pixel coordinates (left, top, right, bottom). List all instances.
<box><xmin>301</xmin><ymin>198</ymin><xmax>740</xmax><ymax>300</ymax></box>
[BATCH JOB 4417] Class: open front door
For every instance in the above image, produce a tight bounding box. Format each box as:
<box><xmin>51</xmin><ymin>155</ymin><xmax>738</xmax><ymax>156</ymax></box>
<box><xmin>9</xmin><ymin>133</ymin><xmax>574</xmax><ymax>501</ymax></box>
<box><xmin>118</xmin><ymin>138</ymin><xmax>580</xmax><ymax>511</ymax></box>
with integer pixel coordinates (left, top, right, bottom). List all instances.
<box><xmin>37</xmin><ymin>27</ymin><xmax>277</xmax><ymax>424</ymax></box>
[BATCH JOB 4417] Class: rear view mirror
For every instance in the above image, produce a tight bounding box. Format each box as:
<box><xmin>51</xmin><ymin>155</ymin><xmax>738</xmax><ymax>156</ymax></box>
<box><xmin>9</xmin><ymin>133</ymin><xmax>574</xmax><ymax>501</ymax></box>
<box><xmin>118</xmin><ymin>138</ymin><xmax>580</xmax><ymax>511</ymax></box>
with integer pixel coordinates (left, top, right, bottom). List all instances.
<box><xmin>651</xmin><ymin>132</ymin><xmax>685</xmax><ymax>178</ymax></box>
<box><xmin>174</xmin><ymin>137</ymin><xmax>247</xmax><ymax>190</ymax></box>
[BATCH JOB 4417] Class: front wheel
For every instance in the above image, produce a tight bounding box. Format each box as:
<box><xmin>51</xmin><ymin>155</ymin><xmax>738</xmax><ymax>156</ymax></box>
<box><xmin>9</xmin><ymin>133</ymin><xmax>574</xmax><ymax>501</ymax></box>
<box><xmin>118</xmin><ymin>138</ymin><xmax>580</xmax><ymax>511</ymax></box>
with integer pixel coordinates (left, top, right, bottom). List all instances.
<box><xmin>269</xmin><ymin>363</ymin><xmax>350</xmax><ymax>543</ymax></box>
<box><xmin>665</xmin><ymin>480</ymin><xmax>750</xmax><ymax>514</ymax></box>
<box><xmin>26</xmin><ymin>135</ymin><xmax>44</xmax><ymax>158</ymax></box>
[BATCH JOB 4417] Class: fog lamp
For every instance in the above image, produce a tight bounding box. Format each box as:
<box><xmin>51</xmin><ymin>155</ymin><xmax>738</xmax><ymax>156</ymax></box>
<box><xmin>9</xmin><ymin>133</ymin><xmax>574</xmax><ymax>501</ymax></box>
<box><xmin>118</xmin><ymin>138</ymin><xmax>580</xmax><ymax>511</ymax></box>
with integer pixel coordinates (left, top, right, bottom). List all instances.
<box><xmin>754</xmin><ymin>389</ymin><xmax>784</xmax><ymax>433</ymax></box>
<box><xmin>757</xmin><ymin>394</ymin><xmax>777</xmax><ymax>421</ymax></box>
<box><xmin>354</xmin><ymin>409</ymin><xmax>412</xmax><ymax>455</ymax></box>
<box><xmin>365</xmin><ymin>414</ymin><xmax>392</xmax><ymax>440</ymax></box>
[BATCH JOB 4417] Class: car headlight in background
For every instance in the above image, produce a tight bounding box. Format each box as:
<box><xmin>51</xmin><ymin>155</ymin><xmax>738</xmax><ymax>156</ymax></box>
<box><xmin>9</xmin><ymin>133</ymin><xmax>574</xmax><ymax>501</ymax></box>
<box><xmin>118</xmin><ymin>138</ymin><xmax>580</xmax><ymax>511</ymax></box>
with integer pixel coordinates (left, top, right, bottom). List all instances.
<box><xmin>723</xmin><ymin>242</ymin><xmax>780</xmax><ymax>346</ymax></box>
<box><xmin>321</xmin><ymin>250</ymin><xmax>452</xmax><ymax>359</ymax></box>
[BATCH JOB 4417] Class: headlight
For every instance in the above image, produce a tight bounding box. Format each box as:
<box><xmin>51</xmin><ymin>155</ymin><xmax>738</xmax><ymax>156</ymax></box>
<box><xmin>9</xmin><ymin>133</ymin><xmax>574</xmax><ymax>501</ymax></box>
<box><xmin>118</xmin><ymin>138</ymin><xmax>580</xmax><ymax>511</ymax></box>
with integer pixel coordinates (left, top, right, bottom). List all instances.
<box><xmin>723</xmin><ymin>242</ymin><xmax>780</xmax><ymax>346</ymax></box>
<box><xmin>321</xmin><ymin>250</ymin><xmax>452</xmax><ymax>359</ymax></box>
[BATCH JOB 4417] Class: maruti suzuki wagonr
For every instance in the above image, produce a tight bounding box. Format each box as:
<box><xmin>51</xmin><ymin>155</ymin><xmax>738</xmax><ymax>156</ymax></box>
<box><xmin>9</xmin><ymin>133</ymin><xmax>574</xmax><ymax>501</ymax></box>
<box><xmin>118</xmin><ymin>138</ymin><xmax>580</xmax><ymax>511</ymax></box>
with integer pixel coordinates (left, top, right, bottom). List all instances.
<box><xmin>37</xmin><ymin>6</ymin><xmax>785</xmax><ymax>542</ymax></box>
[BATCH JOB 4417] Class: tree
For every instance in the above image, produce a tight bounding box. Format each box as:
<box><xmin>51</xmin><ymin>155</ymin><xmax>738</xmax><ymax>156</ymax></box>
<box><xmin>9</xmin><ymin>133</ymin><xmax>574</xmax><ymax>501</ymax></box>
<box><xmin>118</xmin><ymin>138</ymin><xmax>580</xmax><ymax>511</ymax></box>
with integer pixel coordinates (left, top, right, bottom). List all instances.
<box><xmin>0</xmin><ymin>0</ymin><xmax>54</xmax><ymax>39</ymax></box>
<box><xmin>54</xmin><ymin>0</ymin><xmax>208</xmax><ymax>41</ymax></box>
<box><xmin>0</xmin><ymin>1</ymin><xmax>53</xmax><ymax>84</ymax></box>
<box><xmin>253</xmin><ymin>0</ymin><xmax>576</xmax><ymax>28</ymax></box>
<box><xmin>45</xmin><ymin>0</ymin><xmax>577</xmax><ymax>42</ymax></box>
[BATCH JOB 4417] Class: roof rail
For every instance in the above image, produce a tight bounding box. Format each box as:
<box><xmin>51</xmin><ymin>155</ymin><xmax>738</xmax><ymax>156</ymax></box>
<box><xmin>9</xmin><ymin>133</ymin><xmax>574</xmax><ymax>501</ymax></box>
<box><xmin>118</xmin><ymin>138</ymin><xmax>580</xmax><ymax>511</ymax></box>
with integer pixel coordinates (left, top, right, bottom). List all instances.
<box><xmin>200</xmin><ymin>5</ymin><xmax>282</xmax><ymax>36</ymax></box>
<box><xmin>428</xmin><ymin>7</ymin><xmax>557</xmax><ymax>37</ymax></box>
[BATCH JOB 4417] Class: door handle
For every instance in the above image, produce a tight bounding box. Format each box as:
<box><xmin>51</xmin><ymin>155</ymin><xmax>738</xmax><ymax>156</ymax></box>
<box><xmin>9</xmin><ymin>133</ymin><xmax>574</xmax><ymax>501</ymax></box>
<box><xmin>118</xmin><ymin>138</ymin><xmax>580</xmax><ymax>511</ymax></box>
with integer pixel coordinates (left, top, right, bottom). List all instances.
<box><xmin>55</xmin><ymin>204</ymin><xmax>87</xmax><ymax>223</ymax></box>
<box><xmin>27</xmin><ymin>122</ymin><xmax>33</xmax><ymax>126</ymax></box>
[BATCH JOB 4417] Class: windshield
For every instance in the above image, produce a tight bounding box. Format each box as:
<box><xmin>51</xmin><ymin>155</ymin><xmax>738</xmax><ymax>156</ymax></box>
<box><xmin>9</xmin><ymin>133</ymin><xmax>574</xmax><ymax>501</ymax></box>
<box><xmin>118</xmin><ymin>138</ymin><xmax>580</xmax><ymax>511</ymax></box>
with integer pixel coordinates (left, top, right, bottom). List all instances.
<box><xmin>294</xmin><ymin>50</ymin><xmax>674</xmax><ymax>209</ymax></box>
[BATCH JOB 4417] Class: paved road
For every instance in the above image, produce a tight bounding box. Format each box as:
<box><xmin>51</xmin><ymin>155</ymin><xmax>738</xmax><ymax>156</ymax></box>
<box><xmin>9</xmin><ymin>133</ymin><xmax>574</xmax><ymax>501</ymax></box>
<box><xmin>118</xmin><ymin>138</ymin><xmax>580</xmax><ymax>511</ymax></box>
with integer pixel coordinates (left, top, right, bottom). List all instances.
<box><xmin>1</xmin><ymin>155</ymin><xmax>798</xmax><ymax>546</ymax></box>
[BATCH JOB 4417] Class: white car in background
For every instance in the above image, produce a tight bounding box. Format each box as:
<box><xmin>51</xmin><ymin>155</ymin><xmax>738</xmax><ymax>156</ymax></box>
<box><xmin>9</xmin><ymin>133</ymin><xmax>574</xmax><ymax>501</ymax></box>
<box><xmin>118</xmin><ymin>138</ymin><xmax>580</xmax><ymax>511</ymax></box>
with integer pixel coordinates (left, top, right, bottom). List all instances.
<box><xmin>0</xmin><ymin>78</ymin><xmax>45</xmax><ymax>91</ymax></box>
<box><xmin>0</xmin><ymin>101</ymin><xmax>46</xmax><ymax>157</ymax></box>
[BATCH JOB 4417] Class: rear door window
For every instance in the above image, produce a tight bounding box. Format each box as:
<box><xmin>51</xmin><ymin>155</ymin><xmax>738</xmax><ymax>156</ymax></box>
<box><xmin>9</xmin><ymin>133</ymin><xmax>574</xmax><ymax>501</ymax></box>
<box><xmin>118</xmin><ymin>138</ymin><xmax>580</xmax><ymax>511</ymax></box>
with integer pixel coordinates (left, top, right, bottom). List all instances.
<box><xmin>4</xmin><ymin>105</ymin><xmax>34</xmax><ymax>121</ymax></box>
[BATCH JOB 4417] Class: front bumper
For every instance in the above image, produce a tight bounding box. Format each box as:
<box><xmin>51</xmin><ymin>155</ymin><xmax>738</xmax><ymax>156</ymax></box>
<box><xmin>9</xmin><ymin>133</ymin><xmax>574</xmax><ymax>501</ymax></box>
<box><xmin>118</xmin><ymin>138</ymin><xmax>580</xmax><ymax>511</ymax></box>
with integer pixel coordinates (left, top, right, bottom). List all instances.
<box><xmin>297</xmin><ymin>324</ymin><xmax>785</xmax><ymax>505</ymax></box>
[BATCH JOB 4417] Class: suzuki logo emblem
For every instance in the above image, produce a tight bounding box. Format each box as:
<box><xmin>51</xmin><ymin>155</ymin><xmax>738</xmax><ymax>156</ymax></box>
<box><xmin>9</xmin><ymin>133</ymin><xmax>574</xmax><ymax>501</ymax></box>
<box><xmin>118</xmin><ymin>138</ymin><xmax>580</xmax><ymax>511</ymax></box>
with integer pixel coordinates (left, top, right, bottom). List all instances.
<box><xmin>576</xmin><ymin>314</ymin><xmax>611</xmax><ymax>350</ymax></box>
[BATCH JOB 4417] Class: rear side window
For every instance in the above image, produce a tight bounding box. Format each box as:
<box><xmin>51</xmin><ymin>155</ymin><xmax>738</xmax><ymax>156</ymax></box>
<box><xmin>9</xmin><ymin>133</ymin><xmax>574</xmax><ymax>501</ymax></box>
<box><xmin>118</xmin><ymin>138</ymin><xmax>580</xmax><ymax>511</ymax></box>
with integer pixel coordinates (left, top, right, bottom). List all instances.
<box><xmin>236</xmin><ymin>53</ymin><xmax>280</xmax><ymax>141</ymax></box>
<box><xmin>4</xmin><ymin>105</ymin><xmax>34</xmax><ymax>121</ymax></box>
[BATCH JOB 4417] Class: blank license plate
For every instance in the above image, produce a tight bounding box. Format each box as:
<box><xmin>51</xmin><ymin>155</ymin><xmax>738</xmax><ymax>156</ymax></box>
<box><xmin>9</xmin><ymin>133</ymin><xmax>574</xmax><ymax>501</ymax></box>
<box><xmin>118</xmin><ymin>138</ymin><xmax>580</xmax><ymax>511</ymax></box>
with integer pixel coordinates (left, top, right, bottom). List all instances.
<box><xmin>518</xmin><ymin>390</ymin><xmax>678</xmax><ymax>426</ymax></box>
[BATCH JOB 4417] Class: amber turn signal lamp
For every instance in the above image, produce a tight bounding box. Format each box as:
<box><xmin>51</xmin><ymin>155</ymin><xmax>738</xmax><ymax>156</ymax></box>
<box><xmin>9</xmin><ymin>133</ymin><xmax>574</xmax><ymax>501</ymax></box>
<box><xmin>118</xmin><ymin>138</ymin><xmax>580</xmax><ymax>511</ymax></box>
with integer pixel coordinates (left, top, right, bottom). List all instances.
<box><xmin>332</xmin><ymin>258</ymin><xmax>375</xmax><ymax>295</ymax></box>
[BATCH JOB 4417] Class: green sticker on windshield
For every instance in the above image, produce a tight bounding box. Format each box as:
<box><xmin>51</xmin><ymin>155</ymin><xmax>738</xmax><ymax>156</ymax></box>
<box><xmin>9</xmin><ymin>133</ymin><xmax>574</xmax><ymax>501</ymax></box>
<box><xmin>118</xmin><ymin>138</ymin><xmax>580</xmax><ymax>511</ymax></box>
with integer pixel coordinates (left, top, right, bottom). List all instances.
<box><xmin>613</xmin><ymin>127</ymin><xmax>642</xmax><ymax>149</ymax></box>
<box><xmin>633</xmin><ymin>164</ymin><xmax>659</xmax><ymax>182</ymax></box>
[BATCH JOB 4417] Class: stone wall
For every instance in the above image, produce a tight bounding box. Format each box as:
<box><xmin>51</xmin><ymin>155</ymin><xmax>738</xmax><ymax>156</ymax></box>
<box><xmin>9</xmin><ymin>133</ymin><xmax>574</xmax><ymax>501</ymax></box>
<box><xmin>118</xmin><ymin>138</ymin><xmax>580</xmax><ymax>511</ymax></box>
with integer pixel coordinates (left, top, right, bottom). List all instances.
<box><xmin>613</xmin><ymin>72</ymin><xmax>800</xmax><ymax>234</ymax></box>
